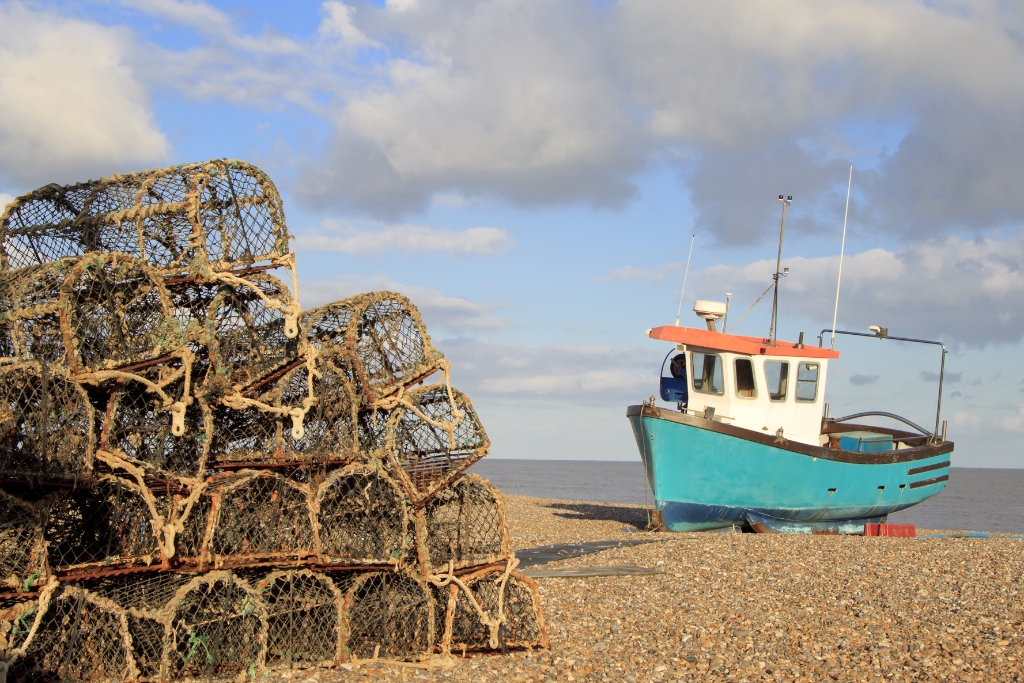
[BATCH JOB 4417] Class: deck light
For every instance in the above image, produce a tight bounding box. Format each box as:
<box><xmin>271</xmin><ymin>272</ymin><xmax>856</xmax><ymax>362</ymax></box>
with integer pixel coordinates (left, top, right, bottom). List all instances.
<box><xmin>869</xmin><ymin>325</ymin><xmax>889</xmax><ymax>338</ymax></box>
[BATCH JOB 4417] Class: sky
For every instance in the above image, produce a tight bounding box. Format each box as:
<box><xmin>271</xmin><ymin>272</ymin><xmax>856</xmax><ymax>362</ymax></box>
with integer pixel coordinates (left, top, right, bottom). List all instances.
<box><xmin>1</xmin><ymin>0</ymin><xmax>1023</xmax><ymax>467</ymax></box>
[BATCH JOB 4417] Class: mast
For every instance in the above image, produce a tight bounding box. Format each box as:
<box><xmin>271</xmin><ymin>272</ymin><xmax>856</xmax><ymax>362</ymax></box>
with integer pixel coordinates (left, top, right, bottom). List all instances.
<box><xmin>768</xmin><ymin>195</ymin><xmax>791</xmax><ymax>344</ymax></box>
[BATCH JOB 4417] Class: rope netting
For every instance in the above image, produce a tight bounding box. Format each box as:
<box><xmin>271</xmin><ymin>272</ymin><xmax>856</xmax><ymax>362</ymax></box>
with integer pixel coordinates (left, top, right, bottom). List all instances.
<box><xmin>440</xmin><ymin>567</ymin><xmax>548</xmax><ymax>654</ymax></box>
<box><xmin>416</xmin><ymin>474</ymin><xmax>511</xmax><ymax>572</ymax></box>
<box><xmin>386</xmin><ymin>385</ymin><xmax>490</xmax><ymax>505</ymax></box>
<box><xmin>0</xmin><ymin>160</ymin><xmax>546</xmax><ymax>679</ymax></box>
<box><xmin>0</xmin><ymin>360</ymin><xmax>95</xmax><ymax>483</ymax></box>
<box><xmin>302</xmin><ymin>291</ymin><xmax>444</xmax><ymax>405</ymax></box>
<box><xmin>0</xmin><ymin>159</ymin><xmax>291</xmax><ymax>275</ymax></box>
<box><xmin>0</xmin><ymin>490</ymin><xmax>45</xmax><ymax>593</ymax></box>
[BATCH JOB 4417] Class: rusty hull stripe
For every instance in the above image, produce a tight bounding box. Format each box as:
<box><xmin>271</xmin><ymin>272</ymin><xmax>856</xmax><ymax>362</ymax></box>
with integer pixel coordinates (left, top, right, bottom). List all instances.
<box><xmin>907</xmin><ymin>460</ymin><xmax>951</xmax><ymax>476</ymax></box>
<box><xmin>909</xmin><ymin>474</ymin><xmax>950</xmax><ymax>490</ymax></box>
<box><xmin>626</xmin><ymin>404</ymin><xmax>953</xmax><ymax>465</ymax></box>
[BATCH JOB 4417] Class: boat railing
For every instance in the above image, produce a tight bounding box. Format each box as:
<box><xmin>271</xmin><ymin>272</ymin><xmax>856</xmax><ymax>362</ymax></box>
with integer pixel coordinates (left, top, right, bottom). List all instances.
<box><xmin>824</xmin><ymin>411</ymin><xmax>939</xmax><ymax>447</ymax></box>
<box><xmin>818</xmin><ymin>328</ymin><xmax>947</xmax><ymax>440</ymax></box>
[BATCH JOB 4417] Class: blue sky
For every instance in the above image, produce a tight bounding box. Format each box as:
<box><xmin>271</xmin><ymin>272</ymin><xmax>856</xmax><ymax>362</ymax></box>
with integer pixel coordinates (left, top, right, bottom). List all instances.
<box><xmin>2</xmin><ymin>0</ymin><xmax>1024</xmax><ymax>467</ymax></box>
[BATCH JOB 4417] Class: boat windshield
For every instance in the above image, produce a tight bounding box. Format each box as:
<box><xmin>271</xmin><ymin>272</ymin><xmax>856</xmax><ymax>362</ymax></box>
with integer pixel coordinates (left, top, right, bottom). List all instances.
<box><xmin>691</xmin><ymin>352</ymin><xmax>724</xmax><ymax>394</ymax></box>
<box><xmin>764</xmin><ymin>361</ymin><xmax>789</xmax><ymax>401</ymax></box>
<box><xmin>796</xmin><ymin>362</ymin><xmax>819</xmax><ymax>402</ymax></box>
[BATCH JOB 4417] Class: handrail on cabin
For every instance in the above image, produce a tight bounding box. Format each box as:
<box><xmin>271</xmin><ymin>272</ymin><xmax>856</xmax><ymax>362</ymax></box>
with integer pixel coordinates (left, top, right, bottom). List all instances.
<box><xmin>825</xmin><ymin>411</ymin><xmax>933</xmax><ymax>439</ymax></box>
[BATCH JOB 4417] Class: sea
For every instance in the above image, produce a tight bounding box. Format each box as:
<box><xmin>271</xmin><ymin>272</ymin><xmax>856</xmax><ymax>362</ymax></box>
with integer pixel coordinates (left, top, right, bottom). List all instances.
<box><xmin>467</xmin><ymin>460</ymin><xmax>1024</xmax><ymax>533</ymax></box>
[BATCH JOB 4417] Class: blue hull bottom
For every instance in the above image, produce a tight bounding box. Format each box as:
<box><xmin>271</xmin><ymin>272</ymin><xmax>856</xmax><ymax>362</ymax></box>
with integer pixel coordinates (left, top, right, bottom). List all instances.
<box><xmin>658</xmin><ymin>500</ymin><xmax>916</xmax><ymax>533</ymax></box>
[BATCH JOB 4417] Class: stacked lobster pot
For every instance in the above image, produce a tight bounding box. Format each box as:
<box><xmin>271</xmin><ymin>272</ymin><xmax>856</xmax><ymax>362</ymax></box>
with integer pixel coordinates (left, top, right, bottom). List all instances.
<box><xmin>0</xmin><ymin>160</ymin><xmax>546</xmax><ymax>682</ymax></box>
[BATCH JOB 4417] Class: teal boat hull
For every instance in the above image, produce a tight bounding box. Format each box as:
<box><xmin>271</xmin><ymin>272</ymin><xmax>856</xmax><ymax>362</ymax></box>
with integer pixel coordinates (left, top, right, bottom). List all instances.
<box><xmin>627</xmin><ymin>405</ymin><xmax>953</xmax><ymax>533</ymax></box>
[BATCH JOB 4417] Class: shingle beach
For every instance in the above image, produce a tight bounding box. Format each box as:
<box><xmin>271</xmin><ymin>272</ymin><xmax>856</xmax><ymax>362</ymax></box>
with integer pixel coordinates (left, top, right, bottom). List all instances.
<box><xmin>283</xmin><ymin>494</ymin><xmax>1024</xmax><ymax>683</ymax></box>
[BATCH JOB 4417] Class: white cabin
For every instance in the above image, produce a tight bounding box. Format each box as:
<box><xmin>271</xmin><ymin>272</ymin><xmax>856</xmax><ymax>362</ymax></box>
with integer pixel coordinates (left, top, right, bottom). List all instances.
<box><xmin>646</xmin><ymin>324</ymin><xmax>838</xmax><ymax>446</ymax></box>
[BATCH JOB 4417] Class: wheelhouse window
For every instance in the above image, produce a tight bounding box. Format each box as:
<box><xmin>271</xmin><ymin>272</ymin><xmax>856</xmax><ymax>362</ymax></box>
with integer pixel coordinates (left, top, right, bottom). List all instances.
<box><xmin>764</xmin><ymin>361</ymin><xmax>789</xmax><ymax>402</ymax></box>
<box><xmin>735</xmin><ymin>358</ymin><xmax>757</xmax><ymax>398</ymax></box>
<box><xmin>796</xmin><ymin>362</ymin><xmax>820</xmax><ymax>402</ymax></box>
<box><xmin>691</xmin><ymin>352</ymin><xmax>724</xmax><ymax>395</ymax></box>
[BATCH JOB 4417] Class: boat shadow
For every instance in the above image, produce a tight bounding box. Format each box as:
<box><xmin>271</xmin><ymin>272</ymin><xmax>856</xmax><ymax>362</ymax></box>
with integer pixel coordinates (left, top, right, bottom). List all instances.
<box><xmin>543</xmin><ymin>501</ymin><xmax>652</xmax><ymax>528</ymax></box>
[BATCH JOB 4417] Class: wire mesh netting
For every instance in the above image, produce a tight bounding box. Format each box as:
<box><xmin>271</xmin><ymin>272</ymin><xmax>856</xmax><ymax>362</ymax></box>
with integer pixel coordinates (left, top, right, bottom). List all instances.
<box><xmin>0</xmin><ymin>489</ymin><xmax>46</xmax><ymax>593</ymax></box>
<box><xmin>441</xmin><ymin>567</ymin><xmax>548</xmax><ymax>654</ymax></box>
<box><xmin>6</xmin><ymin>585</ymin><xmax>135</xmax><ymax>682</ymax></box>
<box><xmin>386</xmin><ymin>385</ymin><xmax>490</xmax><ymax>505</ymax></box>
<box><xmin>165</xmin><ymin>571</ymin><xmax>267</xmax><ymax>680</ymax></box>
<box><xmin>204</xmin><ymin>470</ymin><xmax>314</xmax><ymax>568</ymax></box>
<box><xmin>101</xmin><ymin>375</ymin><xmax>211</xmax><ymax>477</ymax></box>
<box><xmin>314</xmin><ymin>464</ymin><xmax>410</xmax><ymax>566</ymax></box>
<box><xmin>302</xmin><ymin>292</ymin><xmax>444</xmax><ymax>405</ymax></box>
<box><xmin>0</xmin><ymin>260</ymin><xmax>72</xmax><ymax>363</ymax></box>
<box><xmin>258</xmin><ymin>569</ymin><xmax>343</xmax><ymax>669</ymax></box>
<box><xmin>340</xmin><ymin>570</ymin><xmax>434</xmax><ymax>662</ymax></box>
<box><xmin>0</xmin><ymin>160</ymin><xmax>291</xmax><ymax>275</ymax></box>
<box><xmin>417</xmin><ymin>474</ymin><xmax>510</xmax><ymax>572</ymax></box>
<box><xmin>61</xmin><ymin>253</ymin><xmax>185</xmax><ymax>375</ymax></box>
<box><xmin>0</xmin><ymin>597</ymin><xmax>39</xmax><ymax>652</ymax></box>
<box><xmin>0</xmin><ymin>360</ymin><xmax>95</xmax><ymax>483</ymax></box>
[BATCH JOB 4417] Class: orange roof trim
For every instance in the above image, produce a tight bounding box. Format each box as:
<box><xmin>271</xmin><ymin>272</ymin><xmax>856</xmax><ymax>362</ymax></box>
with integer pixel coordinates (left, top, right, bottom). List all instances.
<box><xmin>647</xmin><ymin>325</ymin><xmax>840</xmax><ymax>359</ymax></box>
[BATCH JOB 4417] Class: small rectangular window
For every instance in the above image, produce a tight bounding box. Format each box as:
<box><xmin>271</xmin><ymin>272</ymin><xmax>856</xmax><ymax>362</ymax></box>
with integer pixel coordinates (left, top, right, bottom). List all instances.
<box><xmin>735</xmin><ymin>358</ymin><xmax>757</xmax><ymax>398</ymax></box>
<box><xmin>796</xmin><ymin>362</ymin><xmax>819</xmax><ymax>402</ymax></box>
<box><xmin>691</xmin><ymin>352</ymin><xmax>724</xmax><ymax>395</ymax></box>
<box><xmin>764</xmin><ymin>361</ymin><xmax>789</xmax><ymax>402</ymax></box>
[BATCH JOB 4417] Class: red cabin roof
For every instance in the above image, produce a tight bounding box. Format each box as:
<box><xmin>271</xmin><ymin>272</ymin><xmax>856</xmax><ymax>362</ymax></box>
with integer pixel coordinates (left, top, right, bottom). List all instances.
<box><xmin>647</xmin><ymin>325</ymin><xmax>840</xmax><ymax>359</ymax></box>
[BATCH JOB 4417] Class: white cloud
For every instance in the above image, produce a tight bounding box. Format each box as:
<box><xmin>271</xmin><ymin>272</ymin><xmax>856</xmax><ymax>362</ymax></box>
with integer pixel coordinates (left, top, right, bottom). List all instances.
<box><xmin>999</xmin><ymin>405</ymin><xmax>1024</xmax><ymax>433</ymax></box>
<box><xmin>0</xmin><ymin>194</ymin><xmax>14</xmax><ymax>216</ymax></box>
<box><xmin>0</xmin><ymin>4</ymin><xmax>168</xmax><ymax>187</ymax></box>
<box><xmin>600</xmin><ymin>262</ymin><xmax>681</xmax><ymax>283</ymax></box>
<box><xmin>694</xmin><ymin>232</ymin><xmax>1024</xmax><ymax>346</ymax></box>
<box><xmin>293</xmin><ymin>222</ymin><xmax>514</xmax><ymax>255</ymax></box>
<box><xmin>437</xmin><ymin>337</ymin><xmax>659</xmax><ymax>405</ymax></box>
<box><xmin>299</xmin><ymin>274</ymin><xmax>508</xmax><ymax>333</ymax></box>
<box><xmin>318</xmin><ymin>1</ymin><xmax>379</xmax><ymax>50</ymax></box>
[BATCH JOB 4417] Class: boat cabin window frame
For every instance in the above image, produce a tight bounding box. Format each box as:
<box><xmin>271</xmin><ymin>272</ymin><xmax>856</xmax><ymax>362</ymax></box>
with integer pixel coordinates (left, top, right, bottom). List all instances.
<box><xmin>795</xmin><ymin>361</ymin><xmax>820</xmax><ymax>403</ymax></box>
<box><xmin>690</xmin><ymin>351</ymin><xmax>724</xmax><ymax>395</ymax></box>
<box><xmin>763</xmin><ymin>360</ymin><xmax>790</xmax><ymax>402</ymax></box>
<box><xmin>734</xmin><ymin>357</ymin><xmax>757</xmax><ymax>399</ymax></box>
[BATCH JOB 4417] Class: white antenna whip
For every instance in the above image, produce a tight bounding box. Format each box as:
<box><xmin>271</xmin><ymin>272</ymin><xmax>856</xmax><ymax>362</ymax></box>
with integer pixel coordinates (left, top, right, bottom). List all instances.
<box><xmin>830</xmin><ymin>165</ymin><xmax>853</xmax><ymax>350</ymax></box>
<box><xmin>675</xmin><ymin>234</ymin><xmax>696</xmax><ymax>326</ymax></box>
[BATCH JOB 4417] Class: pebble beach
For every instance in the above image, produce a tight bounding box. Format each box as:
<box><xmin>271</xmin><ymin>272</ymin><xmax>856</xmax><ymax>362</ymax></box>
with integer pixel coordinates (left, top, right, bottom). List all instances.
<box><xmin>283</xmin><ymin>494</ymin><xmax>1024</xmax><ymax>683</ymax></box>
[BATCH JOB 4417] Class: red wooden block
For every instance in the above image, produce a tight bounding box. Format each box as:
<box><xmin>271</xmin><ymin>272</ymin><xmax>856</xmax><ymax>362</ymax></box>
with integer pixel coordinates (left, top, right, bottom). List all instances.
<box><xmin>863</xmin><ymin>523</ymin><xmax>916</xmax><ymax>537</ymax></box>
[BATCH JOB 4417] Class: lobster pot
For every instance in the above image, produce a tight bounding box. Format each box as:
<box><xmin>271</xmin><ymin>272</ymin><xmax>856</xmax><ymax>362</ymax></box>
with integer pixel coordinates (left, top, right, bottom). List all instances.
<box><xmin>302</xmin><ymin>291</ymin><xmax>445</xmax><ymax>405</ymax></box>
<box><xmin>416</xmin><ymin>474</ymin><xmax>510</xmax><ymax>573</ymax></box>
<box><xmin>314</xmin><ymin>465</ymin><xmax>410</xmax><ymax>566</ymax></box>
<box><xmin>191</xmin><ymin>272</ymin><xmax>299</xmax><ymax>388</ymax></box>
<box><xmin>441</xmin><ymin>567</ymin><xmax>548</xmax><ymax>654</ymax></box>
<box><xmin>207</xmin><ymin>355</ymin><xmax>361</xmax><ymax>468</ymax></box>
<box><xmin>0</xmin><ymin>360</ymin><xmax>95</xmax><ymax>483</ymax></box>
<box><xmin>6</xmin><ymin>586</ymin><xmax>134</xmax><ymax>683</ymax></box>
<box><xmin>165</xmin><ymin>571</ymin><xmax>267</xmax><ymax>680</ymax></box>
<box><xmin>386</xmin><ymin>385</ymin><xmax>490</xmax><ymax>505</ymax></box>
<box><xmin>84</xmin><ymin>572</ymin><xmax>196</xmax><ymax>682</ymax></box>
<box><xmin>23</xmin><ymin>474</ymin><xmax>175</xmax><ymax>574</ymax></box>
<box><xmin>0</xmin><ymin>260</ymin><xmax>72</xmax><ymax>362</ymax></box>
<box><xmin>340</xmin><ymin>570</ymin><xmax>433</xmax><ymax>662</ymax></box>
<box><xmin>201</xmin><ymin>470</ymin><xmax>316</xmax><ymax>569</ymax></box>
<box><xmin>0</xmin><ymin>489</ymin><xmax>46</xmax><ymax>592</ymax></box>
<box><xmin>61</xmin><ymin>253</ymin><xmax>185</xmax><ymax>374</ymax></box>
<box><xmin>0</xmin><ymin>159</ymin><xmax>291</xmax><ymax>274</ymax></box>
<box><xmin>101</xmin><ymin>375</ymin><xmax>211</xmax><ymax>477</ymax></box>
<box><xmin>257</xmin><ymin>569</ymin><xmax>344</xmax><ymax>669</ymax></box>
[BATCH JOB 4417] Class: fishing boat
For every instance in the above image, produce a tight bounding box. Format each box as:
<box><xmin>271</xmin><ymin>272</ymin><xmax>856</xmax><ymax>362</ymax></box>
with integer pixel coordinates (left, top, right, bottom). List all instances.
<box><xmin>627</xmin><ymin>194</ymin><xmax>953</xmax><ymax>534</ymax></box>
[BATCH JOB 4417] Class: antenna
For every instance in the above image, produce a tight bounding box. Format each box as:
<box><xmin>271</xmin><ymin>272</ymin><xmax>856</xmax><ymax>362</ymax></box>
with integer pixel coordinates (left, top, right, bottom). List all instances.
<box><xmin>674</xmin><ymin>234</ymin><xmax>696</xmax><ymax>326</ymax></box>
<box><xmin>830</xmin><ymin>166</ymin><xmax>853</xmax><ymax>349</ymax></box>
<box><xmin>768</xmin><ymin>195</ymin><xmax>792</xmax><ymax>343</ymax></box>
